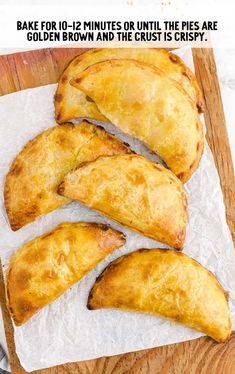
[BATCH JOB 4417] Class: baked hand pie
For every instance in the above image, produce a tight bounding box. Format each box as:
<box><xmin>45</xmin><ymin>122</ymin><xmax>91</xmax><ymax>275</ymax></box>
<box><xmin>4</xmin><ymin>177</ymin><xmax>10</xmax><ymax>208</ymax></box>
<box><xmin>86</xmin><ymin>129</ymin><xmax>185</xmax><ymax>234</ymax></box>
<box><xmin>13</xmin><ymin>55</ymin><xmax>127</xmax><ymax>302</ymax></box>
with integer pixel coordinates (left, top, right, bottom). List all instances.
<box><xmin>4</xmin><ymin>121</ymin><xmax>132</xmax><ymax>231</ymax></box>
<box><xmin>6</xmin><ymin>222</ymin><xmax>125</xmax><ymax>326</ymax></box>
<box><xmin>88</xmin><ymin>248</ymin><xmax>231</xmax><ymax>343</ymax></box>
<box><xmin>58</xmin><ymin>154</ymin><xmax>188</xmax><ymax>249</ymax></box>
<box><xmin>71</xmin><ymin>59</ymin><xmax>204</xmax><ymax>182</ymax></box>
<box><xmin>54</xmin><ymin>48</ymin><xmax>203</xmax><ymax>124</ymax></box>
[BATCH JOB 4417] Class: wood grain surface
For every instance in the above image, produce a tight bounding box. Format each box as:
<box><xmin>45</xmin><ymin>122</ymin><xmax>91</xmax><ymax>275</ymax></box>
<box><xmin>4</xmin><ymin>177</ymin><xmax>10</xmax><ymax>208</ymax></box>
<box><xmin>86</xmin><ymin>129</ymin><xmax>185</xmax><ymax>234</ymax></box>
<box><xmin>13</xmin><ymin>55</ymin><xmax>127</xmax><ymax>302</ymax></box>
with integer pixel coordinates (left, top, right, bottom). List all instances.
<box><xmin>0</xmin><ymin>48</ymin><xmax>234</xmax><ymax>374</ymax></box>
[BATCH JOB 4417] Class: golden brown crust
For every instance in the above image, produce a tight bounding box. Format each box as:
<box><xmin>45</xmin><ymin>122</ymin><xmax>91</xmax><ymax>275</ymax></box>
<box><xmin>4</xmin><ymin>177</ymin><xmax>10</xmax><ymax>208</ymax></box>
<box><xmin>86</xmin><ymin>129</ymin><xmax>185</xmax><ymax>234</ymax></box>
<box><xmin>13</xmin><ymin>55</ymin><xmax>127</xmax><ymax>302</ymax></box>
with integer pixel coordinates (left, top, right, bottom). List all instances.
<box><xmin>88</xmin><ymin>248</ymin><xmax>231</xmax><ymax>343</ymax></box>
<box><xmin>71</xmin><ymin>59</ymin><xmax>204</xmax><ymax>182</ymax></box>
<box><xmin>58</xmin><ymin>154</ymin><xmax>188</xmax><ymax>249</ymax></box>
<box><xmin>54</xmin><ymin>48</ymin><xmax>203</xmax><ymax>124</ymax></box>
<box><xmin>6</xmin><ymin>221</ymin><xmax>125</xmax><ymax>326</ymax></box>
<box><xmin>4</xmin><ymin>121</ymin><xmax>132</xmax><ymax>231</ymax></box>
<box><xmin>175</xmin><ymin>119</ymin><xmax>204</xmax><ymax>183</ymax></box>
<box><xmin>166</xmin><ymin>49</ymin><xmax>204</xmax><ymax>113</ymax></box>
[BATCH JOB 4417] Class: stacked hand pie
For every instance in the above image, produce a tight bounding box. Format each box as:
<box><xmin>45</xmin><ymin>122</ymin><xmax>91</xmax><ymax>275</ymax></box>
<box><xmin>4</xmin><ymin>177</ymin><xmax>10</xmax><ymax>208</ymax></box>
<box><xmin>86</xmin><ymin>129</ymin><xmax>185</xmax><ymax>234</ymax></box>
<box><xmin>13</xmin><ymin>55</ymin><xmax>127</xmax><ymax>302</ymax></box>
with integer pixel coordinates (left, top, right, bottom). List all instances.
<box><xmin>4</xmin><ymin>48</ymin><xmax>231</xmax><ymax>343</ymax></box>
<box><xmin>55</xmin><ymin>48</ymin><xmax>204</xmax><ymax>182</ymax></box>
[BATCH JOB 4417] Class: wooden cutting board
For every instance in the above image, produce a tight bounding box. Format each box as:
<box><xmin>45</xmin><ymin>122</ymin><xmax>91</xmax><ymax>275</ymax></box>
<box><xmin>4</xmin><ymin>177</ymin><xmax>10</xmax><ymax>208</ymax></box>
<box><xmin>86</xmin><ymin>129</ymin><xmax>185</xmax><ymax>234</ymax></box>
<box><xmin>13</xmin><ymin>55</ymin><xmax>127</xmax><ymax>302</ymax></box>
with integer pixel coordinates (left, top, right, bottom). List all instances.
<box><xmin>0</xmin><ymin>48</ymin><xmax>235</xmax><ymax>374</ymax></box>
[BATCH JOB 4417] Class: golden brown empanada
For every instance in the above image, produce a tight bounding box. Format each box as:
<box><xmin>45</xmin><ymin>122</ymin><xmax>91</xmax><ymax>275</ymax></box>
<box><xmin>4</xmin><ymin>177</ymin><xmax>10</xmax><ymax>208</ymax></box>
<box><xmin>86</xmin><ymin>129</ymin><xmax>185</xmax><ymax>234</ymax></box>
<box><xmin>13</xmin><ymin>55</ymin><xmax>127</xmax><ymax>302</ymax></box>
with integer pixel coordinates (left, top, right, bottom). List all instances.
<box><xmin>71</xmin><ymin>59</ymin><xmax>204</xmax><ymax>182</ymax></box>
<box><xmin>88</xmin><ymin>248</ymin><xmax>231</xmax><ymax>343</ymax></box>
<box><xmin>4</xmin><ymin>121</ymin><xmax>132</xmax><ymax>231</ymax></box>
<box><xmin>55</xmin><ymin>48</ymin><xmax>203</xmax><ymax>124</ymax></box>
<box><xmin>6</xmin><ymin>222</ymin><xmax>125</xmax><ymax>326</ymax></box>
<box><xmin>58</xmin><ymin>154</ymin><xmax>188</xmax><ymax>249</ymax></box>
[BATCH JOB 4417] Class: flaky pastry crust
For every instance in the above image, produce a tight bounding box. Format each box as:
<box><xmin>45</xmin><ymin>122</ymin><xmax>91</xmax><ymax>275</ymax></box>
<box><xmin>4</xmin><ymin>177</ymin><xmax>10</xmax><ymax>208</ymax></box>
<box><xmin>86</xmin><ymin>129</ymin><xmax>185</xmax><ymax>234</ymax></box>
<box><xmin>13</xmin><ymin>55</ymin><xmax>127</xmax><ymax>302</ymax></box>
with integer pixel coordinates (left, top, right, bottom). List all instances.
<box><xmin>71</xmin><ymin>59</ymin><xmax>204</xmax><ymax>182</ymax></box>
<box><xmin>6</xmin><ymin>222</ymin><xmax>125</xmax><ymax>326</ymax></box>
<box><xmin>55</xmin><ymin>48</ymin><xmax>203</xmax><ymax>124</ymax></box>
<box><xmin>88</xmin><ymin>248</ymin><xmax>231</xmax><ymax>343</ymax></box>
<box><xmin>58</xmin><ymin>154</ymin><xmax>188</xmax><ymax>249</ymax></box>
<box><xmin>4</xmin><ymin>121</ymin><xmax>132</xmax><ymax>230</ymax></box>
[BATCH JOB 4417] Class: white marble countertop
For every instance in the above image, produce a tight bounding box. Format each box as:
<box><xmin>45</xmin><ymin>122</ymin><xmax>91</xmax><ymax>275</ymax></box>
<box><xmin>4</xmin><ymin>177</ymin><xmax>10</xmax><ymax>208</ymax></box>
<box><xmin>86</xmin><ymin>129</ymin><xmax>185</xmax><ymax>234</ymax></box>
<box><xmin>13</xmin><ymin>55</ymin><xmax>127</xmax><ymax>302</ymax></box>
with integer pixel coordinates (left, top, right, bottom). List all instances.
<box><xmin>0</xmin><ymin>48</ymin><xmax>234</xmax><ymax>372</ymax></box>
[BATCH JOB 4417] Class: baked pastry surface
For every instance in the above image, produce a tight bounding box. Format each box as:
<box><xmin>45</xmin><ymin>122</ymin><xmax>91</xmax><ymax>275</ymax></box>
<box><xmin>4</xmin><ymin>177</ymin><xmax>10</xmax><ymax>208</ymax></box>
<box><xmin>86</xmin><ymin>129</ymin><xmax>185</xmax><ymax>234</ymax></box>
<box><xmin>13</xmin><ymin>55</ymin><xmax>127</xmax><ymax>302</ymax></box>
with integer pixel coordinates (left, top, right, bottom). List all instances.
<box><xmin>88</xmin><ymin>248</ymin><xmax>231</xmax><ymax>343</ymax></box>
<box><xmin>6</xmin><ymin>222</ymin><xmax>125</xmax><ymax>325</ymax></box>
<box><xmin>4</xmin><ymin>121</ymin><xmax>132</xmax><ymax>230</ymax></box>
<box><xmin>58</xmin><ymin>154</ymin><xmax>188</xmax><ymax>249</ymax></box>
<box><xmin>55</xmin><ymin>48</ymin><xmax>203</xmax><ymax>124</ymax></box>
<box><xmin>71</xmin><ymin>59</ymin><xmax>203</xmax><ymax>182</ymax></box>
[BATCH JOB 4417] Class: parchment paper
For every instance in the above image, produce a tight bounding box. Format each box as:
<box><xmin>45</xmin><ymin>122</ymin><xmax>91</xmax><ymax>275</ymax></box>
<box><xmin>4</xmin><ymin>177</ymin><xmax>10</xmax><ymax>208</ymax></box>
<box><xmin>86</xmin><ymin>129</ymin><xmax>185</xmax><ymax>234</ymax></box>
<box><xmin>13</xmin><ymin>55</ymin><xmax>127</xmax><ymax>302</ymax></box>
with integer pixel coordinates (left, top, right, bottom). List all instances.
<box><xmin>0</xmin><ymin>48</ymin><xmax>234</xmax><ymax>372</ymax></box>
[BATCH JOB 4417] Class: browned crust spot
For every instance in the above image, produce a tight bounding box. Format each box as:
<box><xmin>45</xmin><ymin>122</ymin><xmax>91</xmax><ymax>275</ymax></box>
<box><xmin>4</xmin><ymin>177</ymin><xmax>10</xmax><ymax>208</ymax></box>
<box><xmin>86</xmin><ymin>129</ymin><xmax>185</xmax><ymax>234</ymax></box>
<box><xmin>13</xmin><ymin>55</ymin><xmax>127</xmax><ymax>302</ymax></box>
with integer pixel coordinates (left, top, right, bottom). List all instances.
<box><xmin>61</xmin><ymin>75</ymin><xmax>68</xmax><ymax>84</ymax></box>
<box><xmin>182</xmin><ymin>71</ymin><xmax>191</xmax><ymax>80</ymax></box>
<box><xmin>176</xmin><ymin>230</ymin><xmax>186</xmax><ymax>251</ymax></box>
<box><xmin>86</xmin><ymin>95</ymin><xmax>94</xmax><ymax>103</ymax></box>
<box><xmin>169</xmin><ymin>54</ymin><xmax>178</xmax><ymax>63</ymax></box>
<box><xmin>10</xmin><ymin>163</ymin><xmax>23</xmax><ymax>176</ymax></box>
<box><xmin>54</xmin><ymin>93</ymin><xmax>63</xmax><ymax>103</ymax></box>
<box><xmin>57</xmin><ymin>181</ymin><xmax>65</xmax><ymax>196</ymax></box>
<box><xmin>197</xmin><ymin>99</ymin><xmax>204</xmax><ymax>113</ymax></box>
<box><xmin>14</xmin><ymin>269</ymin><xmax>32</xmax><ymax>290</ymax></box>
<box><xmin>56</xmin><ymin>113</ymin><xmax>61</xmax><ymax>122</ymax></box>
<box><xmin>168</xmin><ymin>51</ymin><xmax>203</xmax><ymax>113</ymax></box>
<box><xmin>176</xmin><ymin>120</ymin><xmax>204</xmax><ymax>183</ymax></box>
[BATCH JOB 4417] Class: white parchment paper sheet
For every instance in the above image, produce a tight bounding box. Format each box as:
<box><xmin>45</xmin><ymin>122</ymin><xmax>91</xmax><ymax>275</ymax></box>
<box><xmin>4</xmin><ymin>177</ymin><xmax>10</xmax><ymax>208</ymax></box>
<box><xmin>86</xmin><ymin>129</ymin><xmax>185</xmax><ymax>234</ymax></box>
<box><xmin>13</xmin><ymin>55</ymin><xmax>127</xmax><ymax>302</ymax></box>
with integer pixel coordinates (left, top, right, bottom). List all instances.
<box><xmin>0</xmin><ymin>48</ymin><xmax>234</xmax><ymax>372</ymax></box>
